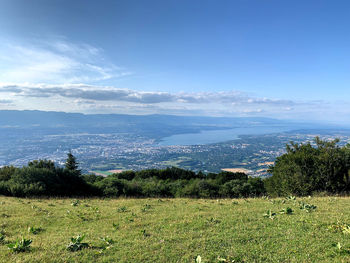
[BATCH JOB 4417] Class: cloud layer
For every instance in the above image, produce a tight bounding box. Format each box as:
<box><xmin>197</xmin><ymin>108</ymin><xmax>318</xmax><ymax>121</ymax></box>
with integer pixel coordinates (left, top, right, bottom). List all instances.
<box><xmin>0</xmin><ymin>81</ymin><xmax>346</xmax><ymax>122</ymax></box>
<box><xmin>0</xmin><ymin>83</ymin><xmax>295</xmax><ymax>105</ymax></box>
<box><xmin>0</xmin><ymin>82</ymin><xmax>303</xmax><ymax>117</ymax></box>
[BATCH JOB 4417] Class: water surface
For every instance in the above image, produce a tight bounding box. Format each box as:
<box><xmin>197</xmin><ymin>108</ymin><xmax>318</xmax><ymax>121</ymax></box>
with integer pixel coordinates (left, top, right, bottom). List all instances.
<box><xmin>159</xmin><ymin>126</ymin><xmax>289</xmax><ymax>146</ymax></box>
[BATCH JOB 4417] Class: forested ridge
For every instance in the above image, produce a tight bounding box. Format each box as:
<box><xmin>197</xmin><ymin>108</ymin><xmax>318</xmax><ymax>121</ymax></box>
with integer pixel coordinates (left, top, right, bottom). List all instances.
<box><xmin>1</xmin><ymin>137</ymin><xmax>350</xmax><ymax>198</ymax></box>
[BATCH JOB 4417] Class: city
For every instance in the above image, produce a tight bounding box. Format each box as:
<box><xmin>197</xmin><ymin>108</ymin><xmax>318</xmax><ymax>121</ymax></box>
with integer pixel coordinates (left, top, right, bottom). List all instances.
<box><xmin>1</xmin><ymin>128</ymin><xmax>349</xmax><ymax>177</ymax></box>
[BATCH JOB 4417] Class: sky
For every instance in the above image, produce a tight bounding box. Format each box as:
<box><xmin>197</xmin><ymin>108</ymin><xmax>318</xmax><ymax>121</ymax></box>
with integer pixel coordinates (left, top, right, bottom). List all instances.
<box><xmin>0</xmin><ymin>0</ymin><xmax>350</xmax><ymax>122</ymax></box>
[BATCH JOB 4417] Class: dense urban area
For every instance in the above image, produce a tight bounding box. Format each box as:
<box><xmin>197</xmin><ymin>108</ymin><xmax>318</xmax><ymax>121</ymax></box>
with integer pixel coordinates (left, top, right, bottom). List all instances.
<box><xmin>1</xmin><ymin>128</ymin><xmax>350</xmax><ymax>177</ymax></box>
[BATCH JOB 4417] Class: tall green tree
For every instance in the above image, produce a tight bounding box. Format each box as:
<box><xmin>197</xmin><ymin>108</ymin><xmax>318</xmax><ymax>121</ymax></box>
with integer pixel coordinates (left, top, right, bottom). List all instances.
<box><xmin>65</xmin><ymin>151</ymin><xmax>81</xmax><ymax>176</ymax></box>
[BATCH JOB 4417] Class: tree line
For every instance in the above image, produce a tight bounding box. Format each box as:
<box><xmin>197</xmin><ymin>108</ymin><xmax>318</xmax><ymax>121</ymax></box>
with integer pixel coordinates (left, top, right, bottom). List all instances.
<box><xmin>1</xmin><ymin>137</ymin><xmax>350</xmax><ymax>198</ymax></box>
<box><xmin>0</xmin><ymin>152</ymin><xmax>265</xmax><ymax>198</ymax></box>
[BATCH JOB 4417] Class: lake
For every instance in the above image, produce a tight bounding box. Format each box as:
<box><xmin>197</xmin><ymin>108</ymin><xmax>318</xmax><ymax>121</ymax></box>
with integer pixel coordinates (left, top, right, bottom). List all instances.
<box><xmin>158</xmin><ymin>126</ymin><xmax>290</xmax><ymax>146</ymax></box>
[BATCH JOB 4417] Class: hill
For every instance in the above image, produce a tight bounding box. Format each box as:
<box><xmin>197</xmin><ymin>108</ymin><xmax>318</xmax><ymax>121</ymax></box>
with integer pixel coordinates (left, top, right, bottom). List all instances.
<box><xmin>0</xmin><ymin>110</ymin><xmax>305</xmax><ymax>140</ymax></box>
<box><xmin>0</xmin><ymin>196</ymin><xmax>349</xmax><ymax>262</ymax></box>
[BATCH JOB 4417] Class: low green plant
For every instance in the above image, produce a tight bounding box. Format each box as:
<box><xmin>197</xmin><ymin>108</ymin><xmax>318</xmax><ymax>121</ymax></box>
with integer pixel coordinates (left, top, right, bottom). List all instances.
<box><xmin>332</xmin><ymin>242</ymin><xmax>344</xmax><ymax>252</ymax></box>
<box><xmin>217</xmin><ymin>256</ymin><xmax>236</xmax><ymax>262</ymax></box>
<box><xmin>299</xmin><ymin>202</ymin><xmax>317</xmax><ymax>212</ymax></box>
<box><xmin>0</xmin><ymin>232</ymin><xmax>5</xmax><ymax>244</ymax></box>
<box><xmin>31</xmin><ymin>205</ymin><xmax>50</xmax><ymax>215</ymax></box>
<box><xmin>7</xmin><ymin>237</ymin><xmax>32</xmax><ymax>252</ymax></box>
<box><xmin>99</xmin><ymin>236</ymin><xmax>115</xmax><ymax>251</ymax></box>
<box><xmin>263</xmin><ymin>210</ymin><xmax>276</xmax><ymax>219</ymax></box>
<box><xmin>125</xmin><ymin>216</ymin><xmax>134</xmax><ymax>222</ymax></box>
<box><xmin>141</xmin><ymin>204</ymin><xmax>152</xmax><ymax>212</ymax></box>
<box><xmin>117</xmin><ymin>206</ymin><xmax>128</xmax><ymax>213</ymax></box>
<box><xmin>207</xmin><ymin>217</ymin><xmax>221</xmax><ymax>224</ymax></box>
<box><xmin>280</xmin><ymin>207</ymin><xmax>293</xmax><ymax>215</ymax></box>
<box><xmin>28</xmin><ymin>226</ymin><xmax>43</xmax><ymax>235</ymax></box>
<box><xmin>91</xmin><ymin>206</ymin><xmax>101</xmax><ymax>219</ymax></box>
<box><xmin>270</xmin><ymin>199</ymin><xmax>284</xmax><ymax>205</ymax></box>
<box><xmin>66</xmin><ymin>235</ymin><xmax>89</xmax><ymax>252</ymax></box>
<box><xmin>76</xmin><ymin>211</ymin><xmax>89</xmax><ymax>221</ymax></box>
<box><xmin>112</xmin><ymin>222</ymin><xmax>120</xmax><ymax>230</ymax></box>
<box><xmin>328</xmin><ymin>221</ymin><xmax>350</xmax><ymax>234</ymax></box>
<box><xmin>337</xmin><ymin>242</ymin><xmax>342</xmax><ymax>251</ymax></box>
<box><xmin>71</xmin><ymin>200</ymin><xmax>80</xmax><ymax>207</ymax></box>
<box><xmin>332</xmin><ymin>241</ymin><xmax>350</xmax><ymax>255</ymax></box>
<box><xmin>286</xmin><ymin>195</ymin><xmax>296</xmax><ymax>201</ymax></box>
<box><xmin>141</xmin><ymin>229</ymin><xmax>150</xmax><ymax>237</ymax></box>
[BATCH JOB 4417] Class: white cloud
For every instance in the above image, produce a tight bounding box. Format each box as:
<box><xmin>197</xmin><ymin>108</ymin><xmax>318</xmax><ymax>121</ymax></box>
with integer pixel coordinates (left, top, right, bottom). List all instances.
<box><xmin>0</xmin><ymin>39</ymin><xmax>130</xmax><ymax>84</ymax></box>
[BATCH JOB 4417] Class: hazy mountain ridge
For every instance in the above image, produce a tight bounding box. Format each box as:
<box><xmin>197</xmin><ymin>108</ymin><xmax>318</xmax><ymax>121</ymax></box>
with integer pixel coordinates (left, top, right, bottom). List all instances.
<box><xmin>0</xmin><ymin>110</ymin><xmax>290</xmax><ymax>127</ymax></box>
<box><xmin>0</xmin><ymin>110</ymin><xmax>328</xmax><ymax>131</ymax></box>
<box><xmin>0</xmin><ymin>110</ymin><xmax>303</xmax><ymax>141</ymax></box>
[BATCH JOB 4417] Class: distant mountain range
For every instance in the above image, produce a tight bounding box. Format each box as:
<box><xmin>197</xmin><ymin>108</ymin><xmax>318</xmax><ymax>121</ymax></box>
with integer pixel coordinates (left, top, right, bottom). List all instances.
<box><xmin>0</xmin><ymin>110</ymin><xmax>284</xmax><ymax>138</ymax></box>
<box><xmin>0</xmin><ymin>110</ymin><xmax>289</xmax><ymax>127</ymax></box>
<box><xmin>0</xmin><ymin>110</ymin><xmax>345</xmax><ymax>140</ymax></box>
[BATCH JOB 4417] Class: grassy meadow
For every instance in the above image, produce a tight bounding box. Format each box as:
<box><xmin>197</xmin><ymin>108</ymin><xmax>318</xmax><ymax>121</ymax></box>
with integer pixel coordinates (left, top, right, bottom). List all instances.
<box><xmin>1</xmin><ymin>196</ymin><xmax>350</xmax><ymax>262</ymax></box>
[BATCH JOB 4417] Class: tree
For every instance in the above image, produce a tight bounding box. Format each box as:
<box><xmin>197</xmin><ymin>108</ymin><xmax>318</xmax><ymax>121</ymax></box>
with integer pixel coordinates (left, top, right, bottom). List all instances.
<box><xmin>265</xmin><ymin>137</ymin><xmax>350</xmax><ymax>196</ymax></box>
<box><xmin>65</xmin><ymin>151</ymin><xmax>81</xmax><ymax>176</ymax></box>
<box><xmin>28</xmin><ymin>159</ymin><xmax>55</xmax><ymax>170</ymax></box>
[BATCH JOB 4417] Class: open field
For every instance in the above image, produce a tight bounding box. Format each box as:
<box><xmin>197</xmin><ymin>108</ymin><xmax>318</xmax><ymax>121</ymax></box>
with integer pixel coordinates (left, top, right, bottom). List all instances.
<box><xmin>88</xmin><ymin>170</ymin><xmax>112</xmax><ymax>177</ymax></box>
<box><xmin>1</xmin><ymin>197</ymin><xmax>350</xmax><ymax>262</ymax></box>
<box><xmin>89</xmin><ymin>170</ymin><xmax>123</xmax><ymax>177</ymax></box>
<box><xmin>221</xmin><ymin>168</ymin><xmax>252</xmax><ymax>174</ymax></box>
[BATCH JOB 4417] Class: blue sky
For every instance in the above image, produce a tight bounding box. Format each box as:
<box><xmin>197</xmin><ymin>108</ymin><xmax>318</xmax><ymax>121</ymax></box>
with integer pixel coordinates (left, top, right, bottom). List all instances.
<box><xmin>0</xmin><ymin>0</ymin><xmax>350</xmax><ymax>122</ymax></box>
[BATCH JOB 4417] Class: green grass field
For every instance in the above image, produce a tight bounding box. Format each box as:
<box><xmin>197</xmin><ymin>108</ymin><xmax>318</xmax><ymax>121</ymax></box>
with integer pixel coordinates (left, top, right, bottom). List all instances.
<box><xmin>1</xmin><ymin>196</ymin><xmax>350</xmax><ymax>262</ymax></box>
<box><xmin>89</xmin><ymin>170</ymin><xmax>114</xmax><ymax>176</ymax></box>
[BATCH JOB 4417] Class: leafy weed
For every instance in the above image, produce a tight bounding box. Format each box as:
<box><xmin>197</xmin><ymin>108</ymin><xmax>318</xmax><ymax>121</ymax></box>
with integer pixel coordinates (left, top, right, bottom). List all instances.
<box><xmin>263</xmin><ymin>210</ymin><xmax>276</xmax><ymax>219</ymax></box>
<box><xmin>67</xmin><ymin>234</ymin><xmax>89</xmax><ymax>252</ymax></box>
<box><xmin>7</xmin><ymin>237</ymin><xmax>32</xmax><ymax>253</ymax></box>
<box><xmin>299</xmin><ymin>202</ymin><xmax>317</xmax><ymax>212</ymax></box>
<box><xmin>117</xmin><ymin>206</ymin><xmax>128</xmax><ymax>213</ymax></box>
<box><xmin>28</xmin><ymin>226</ymin><xmax>44</xmax><ymax>235</ymax></box>
<box><xmin>280</xmin><ymin>207</ymin><xmax>293</xmax><ymax>215</ymax></box>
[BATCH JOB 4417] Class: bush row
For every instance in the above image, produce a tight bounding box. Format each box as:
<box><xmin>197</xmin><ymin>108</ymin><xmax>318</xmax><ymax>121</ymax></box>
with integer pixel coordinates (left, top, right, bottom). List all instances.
<box><xmin>0</xmin><ymin>164</ymin><xmax>265</xmax><ymax>198</ymax></box>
